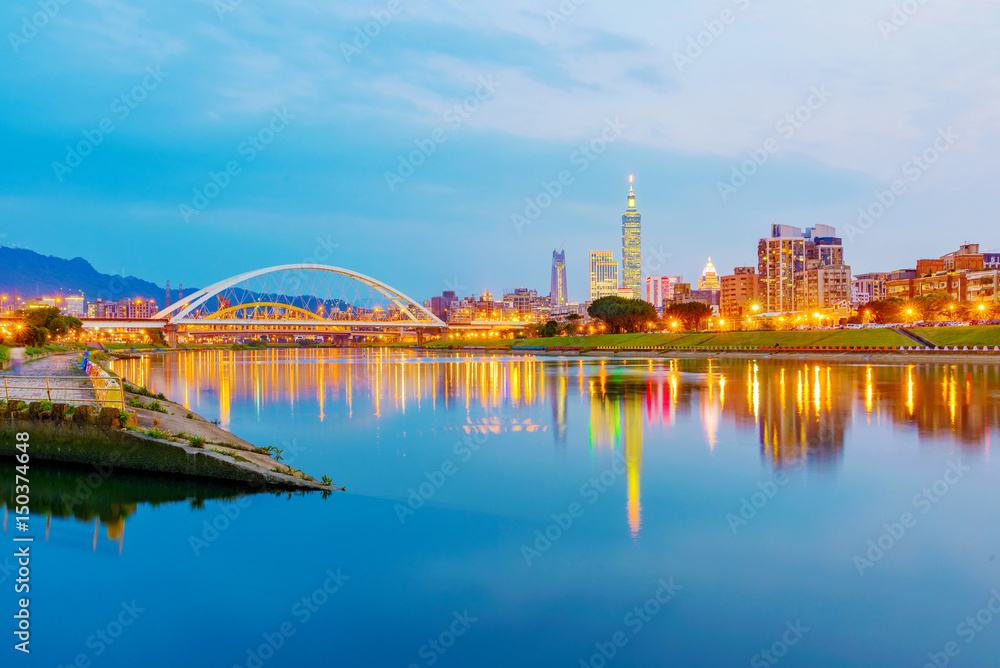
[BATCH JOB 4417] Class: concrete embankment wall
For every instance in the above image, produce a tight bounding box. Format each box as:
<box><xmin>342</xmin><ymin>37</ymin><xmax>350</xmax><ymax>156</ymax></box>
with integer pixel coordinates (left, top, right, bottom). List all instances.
<box><xmin>0</xmin><ymin>409</ymin><xmax>311</xmax><ymax>490</ymax></box>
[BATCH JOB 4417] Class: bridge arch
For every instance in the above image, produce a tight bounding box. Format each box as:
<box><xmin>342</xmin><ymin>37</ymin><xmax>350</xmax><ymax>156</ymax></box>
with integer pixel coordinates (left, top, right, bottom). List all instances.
<box><xmin>153</xmin><ymin>264</ymin><xmax>445</xmax><ymax>328</ymax></box>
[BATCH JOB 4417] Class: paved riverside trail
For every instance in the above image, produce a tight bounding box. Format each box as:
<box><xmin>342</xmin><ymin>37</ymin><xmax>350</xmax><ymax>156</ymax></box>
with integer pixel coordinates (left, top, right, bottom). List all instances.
<box><xmin>1</xmin><ymin>352</ymin><xmax>97</xmax><ymax>404</ymax></box>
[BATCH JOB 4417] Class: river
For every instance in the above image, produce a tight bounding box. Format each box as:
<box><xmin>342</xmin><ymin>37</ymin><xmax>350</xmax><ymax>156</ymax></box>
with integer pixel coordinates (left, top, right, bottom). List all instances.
<box><xmin>6</xmin><ymin>348</ymin><xmax>1000</xmax><ymax>667</ymax></box>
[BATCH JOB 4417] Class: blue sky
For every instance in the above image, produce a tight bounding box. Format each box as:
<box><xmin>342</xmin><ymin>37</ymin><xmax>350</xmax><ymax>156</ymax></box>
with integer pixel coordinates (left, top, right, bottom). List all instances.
<box><xmin>1</xmin><ymin>0</ymin><xmax>997</xmax><ymax>302</ymax></box>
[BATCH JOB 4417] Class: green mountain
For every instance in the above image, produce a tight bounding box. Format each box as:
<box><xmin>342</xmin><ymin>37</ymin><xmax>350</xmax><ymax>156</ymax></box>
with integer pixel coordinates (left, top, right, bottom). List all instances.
<box><xmin>0</xmin><ymin>247</ymin><xmax>166</xmax><ymax>302</ymax></box>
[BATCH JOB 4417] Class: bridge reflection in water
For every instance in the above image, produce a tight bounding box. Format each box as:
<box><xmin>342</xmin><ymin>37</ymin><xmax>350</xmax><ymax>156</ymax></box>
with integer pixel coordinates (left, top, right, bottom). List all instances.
<box><xmin>107</xmin><ymin>351</ymin><xmax>998</xmax><ymax>539</ymax></box>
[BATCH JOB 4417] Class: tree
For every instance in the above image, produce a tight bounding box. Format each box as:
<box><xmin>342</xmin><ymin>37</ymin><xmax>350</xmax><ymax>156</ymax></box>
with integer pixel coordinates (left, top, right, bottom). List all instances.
<box><xmin>9</xmin><ymin>307</ymin><xmax>82</xmax><ymax>346</ymax></box>
<box><xmin>587</xmin><ymin>296</ymin><xmax>657</xmax><ymax>334</ymax></box>
<box><xmin>863</xmin><ymin>297</ymin><xmax>904</xmax><ymax>324</ymax></box>
<box><xmin>536</xmin><ymin>320</ymin><xmax>560</xmax><ymax>338</ymax></box>
<box><xmin>912</xmin><ymin>292</ymin><xmax>954</xmax><ymax>321</ymax></box>
<box><xmin>662</xmin><ymin>302</ymin><xmax>714</xmax><ymax>330</ymax></box>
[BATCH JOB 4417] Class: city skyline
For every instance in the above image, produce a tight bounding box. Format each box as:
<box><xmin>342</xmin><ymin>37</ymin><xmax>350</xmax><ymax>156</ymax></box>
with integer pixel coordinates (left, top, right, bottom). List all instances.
<box><xmin>2</xmin><ymin>3</ymin><xmax>997</xmax><ymax>301</ymax></box>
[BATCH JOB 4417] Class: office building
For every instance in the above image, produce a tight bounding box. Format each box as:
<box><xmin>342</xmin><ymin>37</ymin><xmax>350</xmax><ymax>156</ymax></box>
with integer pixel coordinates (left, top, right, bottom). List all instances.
<box><xmin>621</xmin><ymin>176</ymin><xmax>642</xmax><ymax>299</ymax></box>
<box><xmin>549</xmin><ymin>250</ymin><xmax>568</xmax><ymax>306</ymax></box>
<box><xmin>589</xmin><ymin>251</ymin><xmax>618</xmax><ymax>301</ymax></box>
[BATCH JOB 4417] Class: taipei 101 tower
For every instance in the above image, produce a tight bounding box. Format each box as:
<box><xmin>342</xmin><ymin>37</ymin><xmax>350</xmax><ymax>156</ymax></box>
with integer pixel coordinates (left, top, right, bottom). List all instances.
<box><xmin>621</xmin><ymin>175</ymin><xmax>642</xmax><ymax>299</ymax></box>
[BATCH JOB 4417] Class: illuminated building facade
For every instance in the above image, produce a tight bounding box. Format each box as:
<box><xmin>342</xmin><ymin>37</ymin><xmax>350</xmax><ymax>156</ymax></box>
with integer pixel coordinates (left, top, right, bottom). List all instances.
<box><xmin>621</xmin><ymin>176</ymin><xmax>642</xmax><ymax>299</ymax></box>
<box><xmin>589</xmin><ymin>251</ymin><xmax>618</xmax><ymax>301</ymax></box>
<box><xmin>86</xmin><ymin>298</ymin><xmax>159</xmax><ymax>319</ymax></box>
<box><xmin>720</xmin><ymin>267</ymin><xmax>759</xmax><ymax>320</ymax></box>
<box><xmin>758</xmin><ymin>224</ymin><xmax>849</xmax><ymax>313</ymax></box>
<box><xmin>698</xmin><ymin>258</ymin><xmax>721</xmax><ymax>295</ymax></box>
<box><xmin>549</xmin><ymin>250</ymin><xmax>568</xmax><ymax>306</ymax></box>
<box><xmin>646</xmin><ymin>276</ymin><xmax>682</xmax><ymax>308</ymax></box>
<box><xmin>851</xmin><ymin>272</ymin><xmax>889</xmax><ymax>306</ymax></box>
<box><xmin>758</xmin><ymin>225</ymin><xmax>807</xmax><ymax>312</ymax></box>
<box><xmin>886</xmin><ymin>244</ymin><xmax>991</xmax><ymax>304</ymax></box>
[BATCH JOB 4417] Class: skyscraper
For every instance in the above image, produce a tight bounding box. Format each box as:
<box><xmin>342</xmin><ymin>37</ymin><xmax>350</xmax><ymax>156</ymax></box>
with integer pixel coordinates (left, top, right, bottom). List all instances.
<box><xmin>621</xmin><ymin>175</ymin><xmax>642</xmax><ymax>299</ymax></box>
<box><xmin>550</xmin><ymin>249</ymin><xmax>567</xmax><ymax>305</ymax></box>
<box><xmin>589</xmin><ymin>251</ymin><xmax>618</xmax><ymax>301</ymax></box>
<box><xmin>698</xmin><ymin>258</ymin><xmax>721</xmax><ymax>294</ymax></box>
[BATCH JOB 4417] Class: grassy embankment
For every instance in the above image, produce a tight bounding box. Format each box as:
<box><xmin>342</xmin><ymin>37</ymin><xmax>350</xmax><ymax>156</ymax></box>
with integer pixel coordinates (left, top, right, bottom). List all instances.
<box><xmin>0</xmin><ymin>346</ymin><xmax>8</xmax><ymax>363</ymax></box>
<box><xmin>23</xmin><ymin>343</ymin><xmax>89</xmax><ymax>356</ymax></box>
<box><xmin>909</xmin><ymin>326</ymin><xmax>1000</xmax><ymax>347</ymax></box>
<box><xmin>426</xmin><ymin>329</ymin><xmax>916</xmax><ymax>350</ymax></box>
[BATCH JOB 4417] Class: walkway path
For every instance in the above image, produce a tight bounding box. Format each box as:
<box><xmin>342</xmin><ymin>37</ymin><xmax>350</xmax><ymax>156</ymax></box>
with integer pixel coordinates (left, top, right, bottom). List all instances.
<box><xmin>1</xmin><ymin>352</ymin><xmax>97</xmax><ymax>405</ymax></box>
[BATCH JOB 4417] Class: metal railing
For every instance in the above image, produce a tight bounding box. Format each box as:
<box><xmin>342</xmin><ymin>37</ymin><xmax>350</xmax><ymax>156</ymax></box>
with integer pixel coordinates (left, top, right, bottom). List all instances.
<box><xmin>2</xmin><ymin>375</ymin><xmax>125</xmax><ymax>411</ymax></box>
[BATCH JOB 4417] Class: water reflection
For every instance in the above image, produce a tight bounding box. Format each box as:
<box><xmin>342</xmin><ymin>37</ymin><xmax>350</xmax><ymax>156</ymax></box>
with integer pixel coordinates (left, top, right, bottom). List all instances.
<box><xmin>110</xmin><ymin>350</ymin><xmax>998</xmax><ymax>539</ymax></box>
<box><xmin>0</xmin><ymin>460</ymin><xmax>256</xmax><ymax>552</ymax></box>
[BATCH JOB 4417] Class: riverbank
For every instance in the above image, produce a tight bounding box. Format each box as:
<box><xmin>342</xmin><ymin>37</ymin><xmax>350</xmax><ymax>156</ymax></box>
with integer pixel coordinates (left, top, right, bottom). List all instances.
<box><xmin>422</xmin><ymin>326</ymin><xmax>1000</xmax><ymax>359</ymax></box>
<box><xmin>1</xmin><ymin>353</ymin><xmax>341</xmax><ymax>492</ymax></box>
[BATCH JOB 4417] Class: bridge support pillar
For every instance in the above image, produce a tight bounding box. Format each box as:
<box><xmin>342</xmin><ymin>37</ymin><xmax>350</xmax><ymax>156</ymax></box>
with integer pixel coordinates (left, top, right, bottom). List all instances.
<box><xmin>417</xmin><ymin>330</ymin><xmax>424</xmax><ymax>345</ymax></box>
<box><xmin>164</xmin><ymin>324</ymin><xmax>178</xmax><ymax>348</ymax></box>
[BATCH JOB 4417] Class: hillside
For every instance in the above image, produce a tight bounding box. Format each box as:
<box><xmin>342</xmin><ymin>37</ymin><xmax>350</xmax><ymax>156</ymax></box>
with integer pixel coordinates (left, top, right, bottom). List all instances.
<box><xmin>0</xmin><ymin>247</ymin><xmax>165</xmax><ymax>301</ymax></box>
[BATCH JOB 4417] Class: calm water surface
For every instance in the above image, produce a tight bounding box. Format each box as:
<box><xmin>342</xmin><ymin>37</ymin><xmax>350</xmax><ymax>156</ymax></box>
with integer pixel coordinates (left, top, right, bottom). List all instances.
<box><xmin>8</xmin><ymin>349</ymin><xmax>1000</xmax><ymax>667</ymax></box>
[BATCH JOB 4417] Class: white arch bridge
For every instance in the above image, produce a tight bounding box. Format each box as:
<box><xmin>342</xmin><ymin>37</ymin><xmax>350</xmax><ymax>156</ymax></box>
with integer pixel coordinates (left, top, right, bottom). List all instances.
<box><xmin>77</xmin><ymin>264</ymin><xmax>523</xmax><ymax>345</ymax></box>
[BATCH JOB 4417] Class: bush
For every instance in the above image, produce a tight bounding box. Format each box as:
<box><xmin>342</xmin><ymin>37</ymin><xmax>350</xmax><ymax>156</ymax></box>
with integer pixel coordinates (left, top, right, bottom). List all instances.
<box><xmin>145</xmin><ymin>427</ymin><xmax>169</xmax><ymax>439</ymax></box>
<box><xmin>188</xmin><ymin>436</ymin><xmax>206</xmax><ymax>448</ymax></box>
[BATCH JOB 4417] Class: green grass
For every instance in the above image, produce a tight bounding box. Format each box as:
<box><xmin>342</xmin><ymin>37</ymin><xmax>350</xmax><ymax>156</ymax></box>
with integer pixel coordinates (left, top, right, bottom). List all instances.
<box><xmin>507</xmin><ymin>329</ymin><xmax>914</xmax><ymax>350</ymax></box>
<box><xmin>424</xmin><ymin>325</ymin><xmax>1000</xmax><ymax>351</ymax></box>
<box><xmin>910</xmin><ymin>325</ymin><xmax>1000</xmax><ymax>348</ymax></box>
<box><xmin>104</xmin><ymin>342</ymin><xmax>160</xmax><ymax>350</ymax></box>
<box><xmin>0</xmin><ymin>346</ymin><xmax>8</xmax><ymax>363</ymax></box>
<box><xmin>24</xmin><ymin>343</ymin><xmax>72</xmax><ymax>355</ymax></box>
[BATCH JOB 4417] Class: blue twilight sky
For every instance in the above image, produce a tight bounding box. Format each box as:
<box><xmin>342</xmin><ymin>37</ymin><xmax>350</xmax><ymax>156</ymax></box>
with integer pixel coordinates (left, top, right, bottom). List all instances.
<box><xmin>0</xmin><ymin>0</ymin><xmax>998</xmax><ymax>302</ymax></box>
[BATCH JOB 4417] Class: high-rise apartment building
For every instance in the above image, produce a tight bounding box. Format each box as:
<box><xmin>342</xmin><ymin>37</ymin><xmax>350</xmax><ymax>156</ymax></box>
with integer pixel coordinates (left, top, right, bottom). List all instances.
<box><xmin>589</xmin><ymin>251</ymin><xmax>618</xmax><ymax>301</ymax></box>
<box><xmin>621</xmin><ymin>176</ymin><xmax>642</xmax><ymax>299</ymax></box>
<box><xmin>549</xmin><ymin>250</ymin><xmax>567</xmax><ymax>306</ymax></box>
<box><xmin>758</xmin><ymin>224</ymin><xmax>807</xmax><ymax>313</ymax></box>
<box><xmin>720</xmin><ymin>267</ymin><xmax>759</xmax><ymax>320</ymax></box>
<box><xmin>758</xmin><ymin>224</ymin><xmax>849</xmax><ymax>312</ymax></box>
